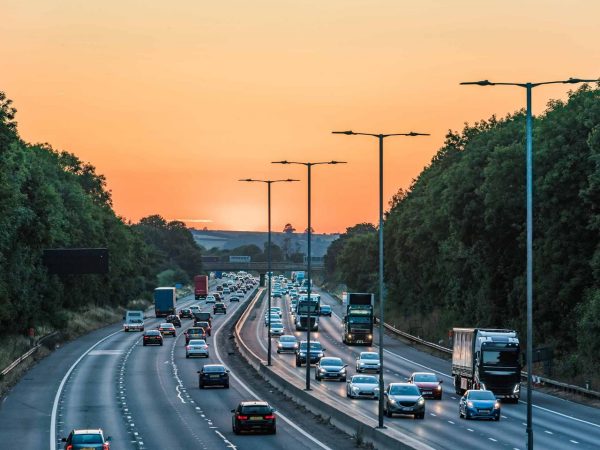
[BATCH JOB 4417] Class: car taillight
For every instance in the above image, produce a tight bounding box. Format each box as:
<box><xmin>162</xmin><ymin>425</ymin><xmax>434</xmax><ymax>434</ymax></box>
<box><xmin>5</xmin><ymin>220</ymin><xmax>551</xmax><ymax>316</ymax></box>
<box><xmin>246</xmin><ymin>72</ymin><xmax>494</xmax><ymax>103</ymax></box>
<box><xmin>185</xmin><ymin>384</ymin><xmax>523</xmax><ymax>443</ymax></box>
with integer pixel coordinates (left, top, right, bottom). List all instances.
<box><xmin>66</xmin><ymin>445</ymin><xmax>73</xmax><ymax>450</ymax></box>
<box><xmin>144</xmin><ymin>336</ymin><xmax>149</xmax><ymax>339</ymax></box>
<box><xmin>103</xmin><ymin>443</ymin><xmax>110</xmax><ymax>450</ymax></box>
<box><xmin>264</xmin><ymin>414</ymin><xmax>275</xmax><ymax>420</ymax></box>
<box><xmin>237</xmin><ymin>415</ymin><xmax>248</xmax><ymax>420</ymax></box>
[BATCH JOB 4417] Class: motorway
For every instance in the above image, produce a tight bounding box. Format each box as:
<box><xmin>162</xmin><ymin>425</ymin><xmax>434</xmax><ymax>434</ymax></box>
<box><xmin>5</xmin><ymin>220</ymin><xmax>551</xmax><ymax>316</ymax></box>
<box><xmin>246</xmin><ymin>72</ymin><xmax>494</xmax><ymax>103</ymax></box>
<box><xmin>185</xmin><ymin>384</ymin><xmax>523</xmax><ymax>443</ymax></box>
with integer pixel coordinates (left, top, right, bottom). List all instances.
<box><xmin>0</xmin><ymin>287</ymin><xmax>343</xmax><ymax>450</ymax></box>
<box><xmin>239</xmin><ymin>286</ymin><xmax>600</xmax><ymax>450</ymax></box>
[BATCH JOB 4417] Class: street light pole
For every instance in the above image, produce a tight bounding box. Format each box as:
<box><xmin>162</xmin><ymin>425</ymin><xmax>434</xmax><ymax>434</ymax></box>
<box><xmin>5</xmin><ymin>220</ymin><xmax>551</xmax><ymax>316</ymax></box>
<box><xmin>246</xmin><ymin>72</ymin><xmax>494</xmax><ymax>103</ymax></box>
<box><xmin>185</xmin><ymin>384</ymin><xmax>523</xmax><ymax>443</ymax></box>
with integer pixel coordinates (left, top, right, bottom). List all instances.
<box><xmin>272</xmin><ymin>160</ymin><xmax>347</xmax><ymax>390</ymax></box>
<box><xmin>460</xmin><ymin>76</ymin><xmax>597</xmax><ymax>450</ymax></box>
<box><xmin>332</xmin><ymin>130</ymin><xmax>429</xmax><ymax>428</ymax></box>
<box><xmin>239</xmin><ymin>178</ymin><xmax>299</xmax><ymax>366</ymax></box>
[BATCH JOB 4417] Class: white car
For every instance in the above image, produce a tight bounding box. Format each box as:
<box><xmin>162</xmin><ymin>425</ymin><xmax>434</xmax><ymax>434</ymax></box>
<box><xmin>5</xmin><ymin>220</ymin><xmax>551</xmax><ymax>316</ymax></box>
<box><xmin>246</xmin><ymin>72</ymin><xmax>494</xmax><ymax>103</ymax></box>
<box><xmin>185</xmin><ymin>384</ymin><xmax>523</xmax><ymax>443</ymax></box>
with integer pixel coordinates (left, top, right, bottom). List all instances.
<box><xmin>269</xmin><ymin>323</ymin><xmax>285</xmax><ymax>336</ymax></box>
<box><xmin>264</xmin><ymin>313</ymin><xmax>281</xmax><ymax>326</ymax></box>
<box><xmin>205</xmin><ymin>295</ymin><xmax>216</xmax><ymax>304</ymax></box>
<box><xmin>356</xmin><ymin>351</ymin><xmax>381</xmax><ymax>373</ymax></box>
<box><xmin>189</xmin><ymin>304</ymin><xmax>201</xmax><ymax>314</ymax></box>
<box><xmin>186</xmin><ymin>339</ymin><xmax>209</xmax><ymax>358</ymax></box>
<box><xmin>346</xmin><ymin>375</ymin><xmax>380</xmax><ymax>399</ymax></box>
<box><xmin>269</xmin><ymin>307</ymin><xmax>282</xmax><ymax>317</ymax></box>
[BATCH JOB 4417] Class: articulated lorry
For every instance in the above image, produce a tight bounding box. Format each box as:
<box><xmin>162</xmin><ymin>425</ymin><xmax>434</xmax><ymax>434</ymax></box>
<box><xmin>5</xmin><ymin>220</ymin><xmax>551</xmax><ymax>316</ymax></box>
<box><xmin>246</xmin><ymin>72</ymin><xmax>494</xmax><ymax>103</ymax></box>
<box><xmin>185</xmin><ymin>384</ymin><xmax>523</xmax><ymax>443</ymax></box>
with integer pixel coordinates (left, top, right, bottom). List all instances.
<box><xmin>342</xmin><ymin>293</ymin><xmax>374</xmax><ymax>345</ymax></box>
<box><xmin>452</xmin><ymin>328</ymin><xmax>521</xmax><ymax>401</ymax></box>
<box><xmin>194</xmin><ymin>275</ymin><xmax>209</xmax><ymax>300</ymax></box>
<box><xmin>154</xmin><ymin>287</ymin><xmax>176</xmax><ymax>318</ymax></box>
<box><xmin>295</xmin><ymin>293</ymin><xmax>320</xmax><ymax>331</ymax></box>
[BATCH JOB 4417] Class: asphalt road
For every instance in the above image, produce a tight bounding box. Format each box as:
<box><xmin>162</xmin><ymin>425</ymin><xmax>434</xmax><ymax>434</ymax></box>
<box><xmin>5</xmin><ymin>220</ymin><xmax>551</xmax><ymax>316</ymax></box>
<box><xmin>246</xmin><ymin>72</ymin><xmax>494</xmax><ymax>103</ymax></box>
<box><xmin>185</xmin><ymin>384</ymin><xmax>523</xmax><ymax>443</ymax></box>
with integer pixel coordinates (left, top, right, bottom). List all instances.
<box><xmin>239</xmin><ymin>286</ymin><xmax>600</xmax><ymax>450</ymax></box>
<box><xmin>0</xmin><ymin>284</ymin><xmax>340</xmax><ymax>450</ymax></box>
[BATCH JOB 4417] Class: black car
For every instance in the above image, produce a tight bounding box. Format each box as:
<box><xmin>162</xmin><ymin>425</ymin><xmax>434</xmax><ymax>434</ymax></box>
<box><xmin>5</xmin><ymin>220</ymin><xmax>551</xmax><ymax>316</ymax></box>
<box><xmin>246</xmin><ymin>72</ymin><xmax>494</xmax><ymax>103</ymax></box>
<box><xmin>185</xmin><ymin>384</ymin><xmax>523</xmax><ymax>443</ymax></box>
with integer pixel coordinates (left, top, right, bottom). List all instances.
<box><xmin>198</xmin><ymin>364</ymin><xmax>230</xmax><ymax>388</ymax></box>
<box><xmin>319</xmin><ymin>305</ymin><xmax>332</xmax><ymax>317</ymax></box>
<box><xmin>295</xmin><ymin>340</ymin><xmax>325</xmax><ymax>366</ymax></box>
<box><xmin>231</xmin><ymin>401</ymin><xmax>276</xmax><ymax>434</ymax></box>
<box><xmin>165</xmin><ymin>314</ymin><xmax>182</xmax><ymax>327</ymax></box>
<box><xmin>315</xmin><ymin>357</ymin><xmax>347</xmax><ymax>381</ymax></box>
<box><xmin>213</xmin><ymin>302</ymin><xmax>227</xmax><ymax>314</ymax></box>
<box><xmin>178</xmin><ymin>308</ymin><xmax>193</xmax><ymax>319</ymax></box>
<box><xmin>229</xmin><ymin>295</ymin><xmax>241</xmax><ymax>302</ymax></box>
<box><xmin>62</xmin><ymin>428</ymin><xmax>111</xmax><ymax>449</ymax></box>
<box><xmin>143</xmin><ymin>330</ymin><xmax>163</xmax><ymax>346</ymax></box>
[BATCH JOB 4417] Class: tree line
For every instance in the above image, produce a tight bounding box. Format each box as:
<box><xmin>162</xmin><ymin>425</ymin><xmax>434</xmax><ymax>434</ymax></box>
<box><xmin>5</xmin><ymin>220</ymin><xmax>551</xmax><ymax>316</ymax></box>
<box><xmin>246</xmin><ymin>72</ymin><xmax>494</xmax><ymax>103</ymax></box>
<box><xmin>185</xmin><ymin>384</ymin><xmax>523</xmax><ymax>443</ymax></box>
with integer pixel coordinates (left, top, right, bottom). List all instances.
<box><xmin>0</xmin><ymin>92</ymin><xmax>203</xmax><ymax>335</ymax></box>
<box><xmin>325</xmin><ymin>85</ymin><xmax>600</xmax><ymax>382</ymax></box>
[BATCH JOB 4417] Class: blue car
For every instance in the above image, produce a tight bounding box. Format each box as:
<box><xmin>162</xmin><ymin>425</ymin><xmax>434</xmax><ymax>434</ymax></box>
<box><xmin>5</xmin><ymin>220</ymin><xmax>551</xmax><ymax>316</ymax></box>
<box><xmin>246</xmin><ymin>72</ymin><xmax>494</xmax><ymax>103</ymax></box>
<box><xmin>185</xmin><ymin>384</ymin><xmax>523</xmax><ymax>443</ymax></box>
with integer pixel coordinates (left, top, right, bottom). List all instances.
<box><xmin>459</xmin><ymin>389</ymin><xmax>501</xmax><ymax>421</ymax></box>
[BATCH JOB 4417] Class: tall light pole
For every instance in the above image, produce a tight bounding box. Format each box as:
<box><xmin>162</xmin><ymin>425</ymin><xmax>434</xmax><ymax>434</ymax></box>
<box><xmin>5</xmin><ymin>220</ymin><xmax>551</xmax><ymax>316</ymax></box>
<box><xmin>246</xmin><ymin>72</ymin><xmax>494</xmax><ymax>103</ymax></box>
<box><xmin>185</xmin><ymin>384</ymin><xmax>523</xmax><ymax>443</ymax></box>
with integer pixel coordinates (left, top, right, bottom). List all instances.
<box><xmin>332</xmin><ymin>130</ymin><xmax>429</xmax><ymax>428</ymax></box>
<box><xmin>460</xmin><ymin>77</ymin><xmax>597</xmax><ymax>450</ymax></box>
<box><xmin>239</xmin><ymin>178</ymin><xmax>299</xmax><ymax>366</ymax></box>
<box><xmin>272</xmin><ymin>160</ymin><xmax>346</xmax><ymax>390</ymax></box>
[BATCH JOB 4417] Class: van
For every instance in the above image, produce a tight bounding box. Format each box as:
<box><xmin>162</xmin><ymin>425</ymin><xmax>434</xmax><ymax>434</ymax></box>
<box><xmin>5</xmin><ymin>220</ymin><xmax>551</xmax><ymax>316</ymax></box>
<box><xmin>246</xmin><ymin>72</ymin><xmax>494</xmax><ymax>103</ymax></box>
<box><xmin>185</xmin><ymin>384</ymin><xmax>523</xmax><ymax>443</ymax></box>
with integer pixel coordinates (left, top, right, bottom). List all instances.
<box><xmin>123</xmin><ymin>310</ymin><xmax>144</xmax><ymax>332</ymax></box>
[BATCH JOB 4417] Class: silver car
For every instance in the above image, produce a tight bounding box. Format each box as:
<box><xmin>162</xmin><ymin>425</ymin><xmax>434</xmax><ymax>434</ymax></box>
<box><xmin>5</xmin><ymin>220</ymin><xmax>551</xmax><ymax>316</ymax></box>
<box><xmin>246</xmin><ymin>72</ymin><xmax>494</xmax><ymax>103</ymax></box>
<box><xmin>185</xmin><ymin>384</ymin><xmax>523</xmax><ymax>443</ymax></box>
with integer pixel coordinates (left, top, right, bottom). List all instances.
<box><xmin>186</xmin><ymin>339</ymin><xmax>209</xmax><ymax>358</ymax></box>
<box><xmin>205</xmin><ymin>295</ymin><xmax>216</xmax><ymax>304</ymax></box>
<box><xmin>346</xmin><ymin>375</ymin><xmax>380</xmax><ymax>399</ymax></box>
<box><xmin>356</xmin><ymin>351</ymin><xmax>381</xmax><ymax>373</ymax></box>
<box><xmin>276</xmin><ymin>335</ymin><xmax>298</xmax><ymax>353</ymax></box>
<box><xmin>269</xmin><ymin>323</ymin><xmax>285</xmax><ymax>336</ymax></box>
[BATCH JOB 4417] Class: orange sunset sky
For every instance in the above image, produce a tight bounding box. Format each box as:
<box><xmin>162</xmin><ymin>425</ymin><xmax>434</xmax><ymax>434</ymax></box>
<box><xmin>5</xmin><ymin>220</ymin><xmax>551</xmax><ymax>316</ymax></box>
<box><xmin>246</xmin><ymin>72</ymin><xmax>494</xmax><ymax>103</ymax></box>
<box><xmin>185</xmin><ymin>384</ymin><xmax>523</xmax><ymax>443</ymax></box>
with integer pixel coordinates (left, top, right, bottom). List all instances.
<box><xmin>2</xmin><ymin>0</ymin><xmax>599</xmax><ymax>233</ymax></box>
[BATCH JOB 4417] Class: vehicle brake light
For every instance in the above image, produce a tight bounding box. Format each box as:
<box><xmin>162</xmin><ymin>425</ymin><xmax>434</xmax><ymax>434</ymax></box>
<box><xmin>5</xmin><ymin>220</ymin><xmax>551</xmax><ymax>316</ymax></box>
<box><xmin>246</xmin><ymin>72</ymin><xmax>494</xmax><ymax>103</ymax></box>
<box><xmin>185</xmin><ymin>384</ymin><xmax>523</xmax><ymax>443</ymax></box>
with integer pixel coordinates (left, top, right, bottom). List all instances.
<box><xmin>66</xmin><ymin>445</ymin><xmax>73</xmax><ymax>450</ymax></box>
<box><xmin>237</xmin><ymin>415</ymin><xmax>248</xmax><ymax>420</ymax></box>
<box><xmin>103</xmin><ymin>444</ymin><xmax>110</xmax><ymax>450</ymax></box>
<box><xmin>264</xmin><ymin>414</ymin><xmax>275</xmax><ymax>419</ymax></box>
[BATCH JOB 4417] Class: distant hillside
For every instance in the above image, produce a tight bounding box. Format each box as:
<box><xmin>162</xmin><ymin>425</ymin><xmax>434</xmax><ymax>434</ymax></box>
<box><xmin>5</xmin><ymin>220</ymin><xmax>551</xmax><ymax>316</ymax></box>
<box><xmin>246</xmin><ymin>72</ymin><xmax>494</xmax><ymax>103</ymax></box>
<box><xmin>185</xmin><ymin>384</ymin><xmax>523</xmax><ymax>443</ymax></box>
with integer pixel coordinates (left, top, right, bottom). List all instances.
<box><xmin>190</xmin><ymin>229</ymin><xmax>339</xmax><ymax>257</ymax></box>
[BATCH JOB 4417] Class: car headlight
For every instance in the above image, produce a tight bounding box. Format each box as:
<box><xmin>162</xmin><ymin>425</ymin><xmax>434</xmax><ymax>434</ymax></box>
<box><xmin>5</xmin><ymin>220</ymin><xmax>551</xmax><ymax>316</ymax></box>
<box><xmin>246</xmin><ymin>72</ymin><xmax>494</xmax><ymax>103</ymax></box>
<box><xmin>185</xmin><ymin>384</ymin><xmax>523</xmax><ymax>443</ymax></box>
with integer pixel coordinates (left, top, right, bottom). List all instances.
<box><xmin>319</xmin><ymin>368</ymin><xmax>326</xmax><ymax>373</ymax></box>
<box><xmin>299</xmin><ymin>352</ymin><xmax>306</xmax><ymax>357</ymax></box>
<box><xmin>340</xmin><ymin>368</ymin><xmax>346</xmax><ymax>373</ymax></box>
<box><xmin>317</xmin><ymin>352</ymin><xmax>323</xmax><ymax>357</ymax></box>
<box><xmin>436</xmin><ymin>385</ymin><xmax>442</xmax><ymax>391</ymax></box>
<box><xmin>293</xmin><ymin>343</ymin><xmax>298</xmax><ymax>348</ymax></box>
<box><xmin>388</xmin><ymin>399</ymin><xmax>396</xmax><ymax>404</ymax></box>
<box><xmin>347</xmin><ymin>334</ymin><xmax>352</xmax><ymax>339</ymax></box>
<box><xmin>418</xmin><ymin>397</ymin><xmax>425</xmax><ymax>405</ymax></box>
<box><xmin>368</xmin><ymin>334</ymin><xmax>372</xmax><ymax>340</ymax></box>
<box><xmin>467</xmin><ymin>401</ymin><xmax>474</xmax><ymax>408</ymax></box>
<box><xmin>494</xmin><ymin>401</ymin><xmax>501</xmax><ymax>410</ymax></box>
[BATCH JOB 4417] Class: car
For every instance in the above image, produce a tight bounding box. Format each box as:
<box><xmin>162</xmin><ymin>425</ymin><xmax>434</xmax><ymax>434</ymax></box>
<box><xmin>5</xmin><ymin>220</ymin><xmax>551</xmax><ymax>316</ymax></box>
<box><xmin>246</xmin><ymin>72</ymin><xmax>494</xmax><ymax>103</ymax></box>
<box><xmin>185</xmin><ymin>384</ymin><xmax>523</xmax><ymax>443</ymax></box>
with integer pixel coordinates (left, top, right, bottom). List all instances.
<box><xmin>216</xmin><ymin>285</ymin><xmax>223</xmax><ymax>292</ymax></box>
<box><xmin>189</xmin><ymin>305</ymin><xmax>201</xmax><ymax>315</ymax></box>
<box><xmin>195</xmin><ymin>320</ymin><xmax>212</xmax><ymax>336</ymax></box>
<box><xmin>356</xmin><ymin>351</ymin><xmax>381</xmax><ymax>373</ymax></box>
<box><xmin>143</xmin><ymin>329</ymin><xmax>163</xmax><ymax>346</ymax></box>
<box><xmin>264</xmin><ymin>313</ymin><xmax>280</xmax><ymax>326</ymax></box>
<box><xmin>158</xmin><ymin>322</ymin><xmax>176</xmax><ymax>336</ymax></box>
<box><xmin>165</xmin><ymin>314</ymin><xmax>182</xmax><ymax>327</ymax></box>
<box><xmin>346</xmin><ymin>374</ymin><xmax>380</xmax><ymax>399</ymax></box>
<box><xmin>223</xmin><ymin>288</ymin><xmax>231</xmax><ymax>295</ymax></box>
<box><xmin>198</xmin><ymin>364</ymin><xmax>230</xmax><ymax>388</ymax></box>
<box><xmin>408</xmin><ymin>372</ymin><xmax>443</xmax><ymax>400</ymax></box>
<box><xmin>319</xmin><ymin>304</ymin><xmax>332</xmax><ymax>317</ymax></box>
<box><xmin>272</xmin><ymin>290</ymin><xmax>282</xmax><ymax>298</ymax></box>
<box><xmin>185</xmin><ymin>327</ymin><xmax>207</xmax><ymax>344</ymax></box>
<box><xmin>231</xmin><ymin>401</ymin><xmax>276</xmax><ymax>434</ymax></box>
<box><xmin>212</xmin><ymin>292</ymin><xmax>223</xmax><ymax>302</ymax></box>
<box><xmin>178</xmin><ymin>308</ymin><xmax>193</xmax><ymax>319</ymax></box>
<box><xmin>193</xmin><ymin>311</ymin><xmax>212</xmax><ymax>326</ymax></box>
<box><xmin>229</xmin><ymin>295</ymin><xmax>241</xmax><ymax>302</ymax></box>
<box><xmin>276</xmin><ymin>335</ymin><xmax>298</xmax><ymax>353</ymax></box>
<box><xmin>383</xmin><ymin>383</ymin><xmax>425</xmax><ymax>419</ymax></box>
<box><xmin>61</xmin><ymin>429</ymin><xmax>111</xmax><ymax>449</ymax></box>
<box><xmin>186</xmin><ymin>339</ymin><xmax>209</xmax><ymax>358</ymax></box>
<box><xmin>459</xmin><ymin>389</ymin><xmax>501</xmax><ymax>421</ymax></box>
<box><xmin>269</xmin><ymin>307</ymin><xmax>282</xmax><ymax>317</ymax></box>
<box><xmin>213</xmin><ymin>302</ymin><xmax>227</xmax><ymax>314</ymax></box>
<box><xmin>295</xmin><ymin>340</ymin><xmax>325</xmax><ymax>366</ymax></box>
<box><xmin>269</xmin><ymin>323</ymin><xmax>285</xmax><ymax>336</ymax></box>
<box><xmin>315</xmin><ymin>357</ymin><xmax>347</xmax><ymax>381</ymax></box>
<box><xmin>206</xmin><ymin>295</ymin><xmax>216</xmax><ymax>304</ymax></box>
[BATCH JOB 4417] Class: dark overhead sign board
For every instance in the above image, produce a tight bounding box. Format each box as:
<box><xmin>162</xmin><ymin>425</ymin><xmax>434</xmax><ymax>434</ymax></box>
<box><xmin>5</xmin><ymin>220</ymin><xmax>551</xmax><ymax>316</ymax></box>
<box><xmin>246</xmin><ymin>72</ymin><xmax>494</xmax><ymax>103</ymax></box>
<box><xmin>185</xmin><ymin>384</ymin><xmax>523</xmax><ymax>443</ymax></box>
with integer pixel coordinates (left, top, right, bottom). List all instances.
<box><xmin>43</xmin><ymin>248</ymin><xmax>109</xmax><ymax>274</ymax></box>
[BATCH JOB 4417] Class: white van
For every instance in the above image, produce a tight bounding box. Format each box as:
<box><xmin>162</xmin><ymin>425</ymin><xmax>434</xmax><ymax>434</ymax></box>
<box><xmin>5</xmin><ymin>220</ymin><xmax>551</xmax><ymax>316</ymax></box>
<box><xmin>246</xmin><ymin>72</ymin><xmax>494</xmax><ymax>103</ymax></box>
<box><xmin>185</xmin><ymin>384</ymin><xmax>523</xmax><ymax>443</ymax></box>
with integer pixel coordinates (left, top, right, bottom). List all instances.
<box><xmin>123</xmin><ymin>310</ymin><xmax>144</xmax><ymax>332</ymax></box>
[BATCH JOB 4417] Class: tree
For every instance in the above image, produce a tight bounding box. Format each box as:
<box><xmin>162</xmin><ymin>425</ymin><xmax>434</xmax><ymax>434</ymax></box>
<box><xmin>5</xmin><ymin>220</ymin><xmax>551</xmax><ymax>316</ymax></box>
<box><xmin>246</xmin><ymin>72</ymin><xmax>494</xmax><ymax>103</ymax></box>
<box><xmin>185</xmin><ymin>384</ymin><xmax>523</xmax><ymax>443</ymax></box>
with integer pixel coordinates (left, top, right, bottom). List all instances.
<box><xmin>283</xmin><ymin>223</ymin><xmax>296</xmax><ymax>233</ymax></box>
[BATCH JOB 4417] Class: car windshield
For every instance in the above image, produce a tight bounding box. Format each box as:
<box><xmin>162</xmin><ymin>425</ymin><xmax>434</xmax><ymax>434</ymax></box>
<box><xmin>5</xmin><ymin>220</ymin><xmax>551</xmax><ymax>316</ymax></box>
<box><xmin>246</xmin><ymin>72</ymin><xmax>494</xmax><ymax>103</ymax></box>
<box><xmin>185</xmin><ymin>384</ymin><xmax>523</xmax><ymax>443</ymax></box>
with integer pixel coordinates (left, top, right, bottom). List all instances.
<box><xmin>72</xmin><ymin>434</ymin><xmax>103</xmax><ymax>444</ymax></box>
<box><xmin>197</xmin><ymin>322</ymin><xmax>209</xmax><ymax>327</ymax></box>
<box><xmin>189</xmin><ymin>329</ymin><xmax>204</xmax><ymax>334</ymax></box>
<box><xmin>482</xmin><ymin>350</ymin><xmax>519</xmax><ymax>367</ymax></box>
<box><xmin>414</xmin><ymin>374</ymin><xmax>437</xmax><ymax>382</ymax></box>
<box><xmin>321</xmin><ymin>358</ymin><xmax>343</xmax><ymax>366</ymax></box>
<box><xmin>240</xmin><ymin>405</ymin><xmax>271</xmax><ymax>414</ymax></box>
<box><xmin>271</xmin><ymin>323</ymin><xmax>283</xmax><ymax>329</ymax></box>
<box><xmin>204</xmin><ymin>365</ymin><xmax>225</xmax><ymax>373</ymax></box>
<box><xmin>321</xmin><ymin>306</ymin><xmax>331</xmax><ymax>311</ymax></box>
<box><xmin>469</xmin><ymin>391</ymin><xmax>496</xmax><ymax>400</ymax></box>
<box><xmin>300</xmin><ymin>342</ymin><xmax>322</xmax><ymax>350</ymax></box>
<box><xmin>353</xmin><ymin>376</ymin><xmax>378</xmax><ymax>384</ymax></box>
<box><xmin>389</xmin><ymin>385</ymin><xmax>420</xmax><ymax>395</ymax></box>
<box><xmin>361</xmin><ymin>353</ymin><xmax>378</xmax><ymax>360</ymax></box>
<box><xmin>189</xmin><ymin>340</ymin><xmax>206</xmax><ymax>346</ymax></box>
<box><xmin>280</xmin><ymin>336</ymin><xmax>296</xmax><ymax>342</ymax></box>
<box><xmin>146</xmin><ymin>331</ymin><xmax>159</xmax><ymax>335</ymax></box>
<box><xmin>160</xmin><ymin>323</ymin><xmax>173</xmax><ymax>328</ymax></box>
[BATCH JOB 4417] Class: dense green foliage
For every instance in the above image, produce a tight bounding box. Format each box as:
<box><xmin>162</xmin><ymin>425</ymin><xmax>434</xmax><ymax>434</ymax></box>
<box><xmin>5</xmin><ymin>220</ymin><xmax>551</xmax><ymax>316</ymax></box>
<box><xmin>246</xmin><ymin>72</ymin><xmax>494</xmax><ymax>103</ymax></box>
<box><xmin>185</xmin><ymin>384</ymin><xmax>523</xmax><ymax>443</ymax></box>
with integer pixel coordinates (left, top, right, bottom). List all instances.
<box><xmin>326</xmin><ymin>86</ymin><xmax>600</xmax><ymax>380</ymax></box>
<box><xmin>0</xmin><ymin>93</ymin><xmax>203</xmax><ymax>335</ymax></box>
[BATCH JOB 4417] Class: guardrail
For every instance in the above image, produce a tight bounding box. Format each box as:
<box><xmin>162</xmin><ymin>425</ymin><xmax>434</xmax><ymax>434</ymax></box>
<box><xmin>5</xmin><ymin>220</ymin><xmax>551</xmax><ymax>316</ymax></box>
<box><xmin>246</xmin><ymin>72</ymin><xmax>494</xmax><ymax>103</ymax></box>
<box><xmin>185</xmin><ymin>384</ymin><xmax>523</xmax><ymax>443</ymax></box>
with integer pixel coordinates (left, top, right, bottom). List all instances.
<box><xmin>1</xmin><ymin>332</ymin><xmax>58</xmax><ymax>378</ymax></box>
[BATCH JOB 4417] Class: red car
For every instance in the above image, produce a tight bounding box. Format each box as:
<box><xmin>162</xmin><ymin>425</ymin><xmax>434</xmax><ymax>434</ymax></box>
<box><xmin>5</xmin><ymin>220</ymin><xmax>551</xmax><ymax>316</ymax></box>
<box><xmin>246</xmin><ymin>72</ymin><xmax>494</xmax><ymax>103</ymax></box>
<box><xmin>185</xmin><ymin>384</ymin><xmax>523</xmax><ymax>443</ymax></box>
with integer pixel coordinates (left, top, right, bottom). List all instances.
<box><xmin>408</xmin><ymin>372</ymin><xmax>443</xmax><ymax>400</ymax></box>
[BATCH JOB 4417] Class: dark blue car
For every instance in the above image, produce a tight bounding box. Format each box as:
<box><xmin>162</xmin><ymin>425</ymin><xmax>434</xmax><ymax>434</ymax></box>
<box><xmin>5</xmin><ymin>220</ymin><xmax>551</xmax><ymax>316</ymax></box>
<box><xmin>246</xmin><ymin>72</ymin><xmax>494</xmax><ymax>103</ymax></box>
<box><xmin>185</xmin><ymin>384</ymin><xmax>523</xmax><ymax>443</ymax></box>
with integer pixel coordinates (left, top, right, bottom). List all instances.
<box><xmin>459</xmin><ymin>389</ymin><xmax>501</xmax><ymax>421</ymax></box>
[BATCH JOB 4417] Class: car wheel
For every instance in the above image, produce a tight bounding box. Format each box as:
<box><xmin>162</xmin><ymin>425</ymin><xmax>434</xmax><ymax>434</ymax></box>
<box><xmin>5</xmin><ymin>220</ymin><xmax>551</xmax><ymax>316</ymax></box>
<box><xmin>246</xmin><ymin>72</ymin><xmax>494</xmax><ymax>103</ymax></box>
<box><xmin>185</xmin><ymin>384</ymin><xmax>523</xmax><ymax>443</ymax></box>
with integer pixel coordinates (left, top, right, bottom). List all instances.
<box><xmin>270</xmin><ymin>426</ymin><xmax>276</xmax><ymax>435</ymax></box>
<box><xmin>233</xmin><ymin>425</ymin><xmax>239</xmax><ymax>435</ymax></box>
<box><xmin>465</xmin><ymin>411</ymin><xmax>471</xmax><ymax>420</ymax></box>
<box><xmin>143</xmin><ymin>342</ymin><xmax>147</xmax><ymax>346</ymax></box>
<box><xmin>160</xmin><ymin>342</ymin><xmax>163</xmax><ymax>346</ymax></box>
<box><xmin>495</xmin><ymin>416</ymin><xmax>500</xmax><ymax>421</ymax></box>
<box><xmin>296</xmin><ymin>359</ymin><xmax>301</xmax><ymax>367</ymax></box>
<box><xmin>186</xmin><ymin>354</ymin><xmax>189</xmax><ymax>359</ymax></box>
<box><xmin>417</xmin><ymin>413</ymin><xmax>425</xmax><ymax>419</ymax></box>
<box><xmin>346</xmin><ymin>390</ymin><xmax>351</xmax><ymax>398</ymax></box>
<box><xmin>341</xmin><ymin>376</ymin><xmax>347</xmax><ymax>382</ymax></box>
<box><xmin>224</xmin><ymin>383</ymin><xmax>229</xmax><ymax>389</ymax></box>
<box><xmin>199</xmin><ymin>383</ymin><xmax>204</xmax><ymax>389</ymax></box>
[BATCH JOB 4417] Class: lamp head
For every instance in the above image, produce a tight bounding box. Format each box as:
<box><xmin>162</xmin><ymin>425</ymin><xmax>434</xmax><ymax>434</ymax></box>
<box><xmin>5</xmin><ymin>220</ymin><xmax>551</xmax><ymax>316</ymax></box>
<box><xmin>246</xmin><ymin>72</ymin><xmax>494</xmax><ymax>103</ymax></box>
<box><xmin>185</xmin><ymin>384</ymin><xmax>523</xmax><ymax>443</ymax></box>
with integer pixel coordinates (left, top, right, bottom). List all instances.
<box><xmin>564</xmin><ymin>77</ymin><xmax>598</xmax><ymax>84</ymax></box>
<box><xmin>460</xmin><ymin>80</ymin><xmax>494</xmax><ymax>86</ymax></box>
<box><xmin>332</xmin><ymin>130</ymin><xmax>354</xmax><ymax>135</ymax></box>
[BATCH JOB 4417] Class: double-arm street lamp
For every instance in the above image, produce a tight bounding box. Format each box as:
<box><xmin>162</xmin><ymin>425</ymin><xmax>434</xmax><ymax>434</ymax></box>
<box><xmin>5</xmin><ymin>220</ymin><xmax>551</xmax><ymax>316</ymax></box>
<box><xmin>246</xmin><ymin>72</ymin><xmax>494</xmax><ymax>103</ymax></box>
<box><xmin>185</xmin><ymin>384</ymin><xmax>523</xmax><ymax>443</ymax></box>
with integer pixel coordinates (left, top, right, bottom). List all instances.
<box><xmin>460</xmin><ymin>77</ymin><xmax>598</xmax><ymax>450</ymax></box>
<box><xmin>272</xmin><ymin>160</ymin><xmax>347</xmax><ymax>390</ymax></box>
<box><xmin>239</xmin><ymin>178</ymin><xmax>299</xmax><ymax>366</ymax></box>
<box><xmin>332</xmin><ymin>130</ymin><xmax>429</xmax><ymax>428</ymax></box>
